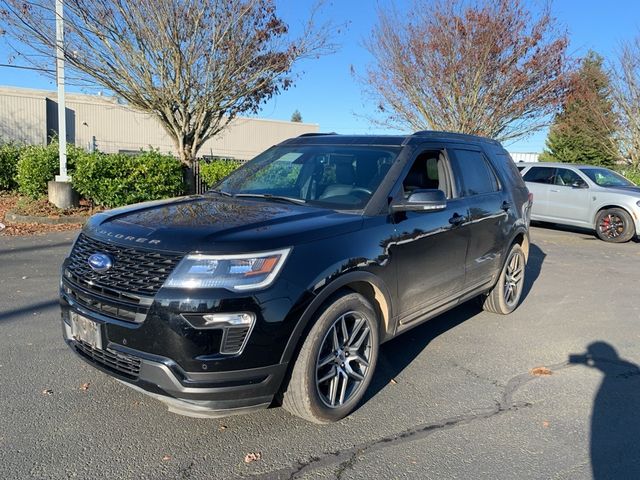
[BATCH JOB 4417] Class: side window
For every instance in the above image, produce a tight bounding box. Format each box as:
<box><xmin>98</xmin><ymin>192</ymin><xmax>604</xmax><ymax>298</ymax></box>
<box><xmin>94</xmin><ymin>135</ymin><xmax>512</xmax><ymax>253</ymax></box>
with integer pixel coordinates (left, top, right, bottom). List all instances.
<box><xmin>401</xmin><ymin>150</ymin><xmax>452</xmax><ymax>199</ymax></box>
<box><xmin>523</xmin><ymin>167</ymin><xmax>556</xmax><ymax>184</ymax></box>
<box><xmin>451</xmin><ymin>149</ymin><xmax>499</xmax><ymax>196</ymax></box>
<box><xmin>555</xmin><ymin>168</ymin><xmax>586</xmax><ymax>187</ymax></box>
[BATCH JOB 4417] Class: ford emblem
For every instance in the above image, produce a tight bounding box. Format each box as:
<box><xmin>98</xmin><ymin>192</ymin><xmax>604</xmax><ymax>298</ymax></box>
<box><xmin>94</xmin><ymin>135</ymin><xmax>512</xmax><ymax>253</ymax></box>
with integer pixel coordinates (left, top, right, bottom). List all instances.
<box><xmin>88</xmin><ymin>252</ymin><xmax>113</xmax><ymax>273</ymax></box>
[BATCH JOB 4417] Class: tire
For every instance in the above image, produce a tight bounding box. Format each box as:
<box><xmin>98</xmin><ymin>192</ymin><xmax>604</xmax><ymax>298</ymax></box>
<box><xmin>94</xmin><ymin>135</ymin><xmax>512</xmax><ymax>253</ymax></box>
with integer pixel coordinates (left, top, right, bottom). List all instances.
<box><xmin>595</xmin><ymin>208</ymin><xmax>635</xmax><ymax>243</ymax></box>
<box><xmin>282</xmin><ymin>292</ymin><xmax>379</xmax><ymax>423</ymax></box>
<box><xmin>483</xmin><ymin>244</ymin><xmax>526</xmax><ymax>315</ymax></box>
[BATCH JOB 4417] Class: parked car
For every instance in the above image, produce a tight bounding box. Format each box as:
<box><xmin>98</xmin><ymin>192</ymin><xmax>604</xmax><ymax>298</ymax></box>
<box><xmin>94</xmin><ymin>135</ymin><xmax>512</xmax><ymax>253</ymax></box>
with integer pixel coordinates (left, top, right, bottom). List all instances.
<box><xmin>60</xmin><ymin>131</ymin><xmax>531</xmax><ymax>423</ymax></box>
<box><xmin>517</xmin><ymin>162</ymin><xmax>640</xmax><ymax>243</ymax></box>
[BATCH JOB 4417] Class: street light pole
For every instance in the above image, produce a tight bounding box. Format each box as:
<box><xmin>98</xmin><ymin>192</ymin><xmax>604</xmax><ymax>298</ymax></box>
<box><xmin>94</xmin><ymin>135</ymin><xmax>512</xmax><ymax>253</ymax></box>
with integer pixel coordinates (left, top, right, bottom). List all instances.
<box><xmin>55</xmin><ymin>0</ymin><xmax>68</xmax><ymax>182</ymax></box>
<box><xmin>49</xmin><ymin>0</ymin><xmax>77</xmax><ymax>208</ymax></box>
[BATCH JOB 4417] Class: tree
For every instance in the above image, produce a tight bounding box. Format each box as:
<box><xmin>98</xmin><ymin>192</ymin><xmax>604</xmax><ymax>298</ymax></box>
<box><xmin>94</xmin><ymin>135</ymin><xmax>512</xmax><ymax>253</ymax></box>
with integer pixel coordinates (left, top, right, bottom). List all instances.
<box><xmin>611</xmin><ymin>35</ymin><xmax>640</xmax><ymax>167</ymax></box>
<box><xmin>0</xmin><ymin>0</ymin><xmax>336</xmax><ymax>191</ymax></box>
<box><xmin>290</xmin><ymin>109</ymin><xmax>303</xmax><ymax>122</ymax></box>
<box><xmin>361</xmin><ymin>0</ymin><xmax>571</xmax><ymax>142</ymax></box>
<box><xmin>540</xmin><ymin>52</ymin><xmax>619</xmax><ymax>166</ymax></box>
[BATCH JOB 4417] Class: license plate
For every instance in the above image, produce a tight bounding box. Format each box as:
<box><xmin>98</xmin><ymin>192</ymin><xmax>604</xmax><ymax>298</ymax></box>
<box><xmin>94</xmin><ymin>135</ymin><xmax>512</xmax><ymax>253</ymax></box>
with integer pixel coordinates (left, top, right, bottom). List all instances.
<box><xmin>70</xmin><ymin>312</ymin><xmax>103</xmax><ymax>350</ymax></box>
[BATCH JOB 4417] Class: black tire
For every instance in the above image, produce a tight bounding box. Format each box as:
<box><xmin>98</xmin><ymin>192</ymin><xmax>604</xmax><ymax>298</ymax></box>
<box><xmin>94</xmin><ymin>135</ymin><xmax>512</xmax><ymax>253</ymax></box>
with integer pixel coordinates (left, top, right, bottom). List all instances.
<box><xmin>483</xmin><ymin>244</ymin><xmax>526</xmax><ymax>315</ymax></box>
<box><xmin>595</xmin><ymin>208</ymin><xmax>635</xmax><ymax>243</ymax></box>
<box><xmin>282</xmin><ymin>292</ymin><xmax>379</xmax><ymax>423</ymax></box>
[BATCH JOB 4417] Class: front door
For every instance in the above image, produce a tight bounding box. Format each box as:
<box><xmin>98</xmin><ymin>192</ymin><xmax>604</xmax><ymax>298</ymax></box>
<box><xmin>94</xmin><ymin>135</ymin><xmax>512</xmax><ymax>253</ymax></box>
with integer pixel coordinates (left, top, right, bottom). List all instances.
<box><xmin>546</xmin><ymin>167</ymin><xmax>591</xmax><ymax>225</ymax></box>
<box><xmin>389</xmin><ymin>146</ymin><xmax>470</xmax><ymax>324</ymax></box>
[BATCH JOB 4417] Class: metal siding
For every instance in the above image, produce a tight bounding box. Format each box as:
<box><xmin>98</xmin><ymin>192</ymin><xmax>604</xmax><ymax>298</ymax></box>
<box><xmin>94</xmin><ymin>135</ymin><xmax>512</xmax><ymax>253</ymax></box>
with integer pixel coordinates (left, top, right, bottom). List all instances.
<box><xmin>0</xmin><ymin>86</ymin><xmax>319</xmax><ymax>159</ymax></box>
<box><xmin>0</xmin><ymin>91</ymin><xmax>46</xmax><ymax>144</ymax></box>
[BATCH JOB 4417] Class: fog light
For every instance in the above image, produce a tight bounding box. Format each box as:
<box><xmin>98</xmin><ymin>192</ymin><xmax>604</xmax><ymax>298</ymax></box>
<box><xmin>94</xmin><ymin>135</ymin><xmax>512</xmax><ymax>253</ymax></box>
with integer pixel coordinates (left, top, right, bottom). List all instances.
<box><xmin>202</xmin><ymin>312</ymin><xmax>255</xmax><ymax>327</ymax></box>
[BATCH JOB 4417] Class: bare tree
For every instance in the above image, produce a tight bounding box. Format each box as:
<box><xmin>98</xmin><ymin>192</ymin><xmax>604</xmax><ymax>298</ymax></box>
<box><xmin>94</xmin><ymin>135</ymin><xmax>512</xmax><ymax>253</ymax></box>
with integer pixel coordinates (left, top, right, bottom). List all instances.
<box><xmin>611</xmin><ymin>36</ymin><xmax>640</xmax><ymax>167</ymax></box>
<box><xmin>0</xmin><ymin>0</ymin><xmax>336</xmax><ymax>191</ymax></box>
<box><xmin>361</xmin><ymin>0</ymin><xmax>572</xmax><ymax>142</ymax></box>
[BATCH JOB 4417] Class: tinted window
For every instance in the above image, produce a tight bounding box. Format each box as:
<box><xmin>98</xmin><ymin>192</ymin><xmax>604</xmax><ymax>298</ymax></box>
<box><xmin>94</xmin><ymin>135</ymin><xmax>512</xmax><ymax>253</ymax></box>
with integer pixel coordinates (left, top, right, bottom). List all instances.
<box><xmin>452</xmin><ymin>150</ymin><xmax>499</xmax><ymax>196</ymax></box>
<box><xmin>523</xmin><ymin>167</ymin><xmax>555</xmax><ymax>184</ymax></box>
<box><xmin>555</xmin><ymin>168</ymin><xmax>586</xmax><ymax>186</ymax></box>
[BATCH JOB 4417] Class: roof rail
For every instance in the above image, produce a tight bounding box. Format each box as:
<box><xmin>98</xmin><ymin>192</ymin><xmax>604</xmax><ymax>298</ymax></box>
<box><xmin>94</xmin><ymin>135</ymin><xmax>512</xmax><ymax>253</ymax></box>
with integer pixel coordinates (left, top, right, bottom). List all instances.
<box><xmin>412</xmin><ymin>130</ymin><xmax>499</xmax><ymax>145</ymax></box>
<box><xmin>297</xmin><ymin>132</ymin><xmax>338</xmax><ymax>137</ymax></box>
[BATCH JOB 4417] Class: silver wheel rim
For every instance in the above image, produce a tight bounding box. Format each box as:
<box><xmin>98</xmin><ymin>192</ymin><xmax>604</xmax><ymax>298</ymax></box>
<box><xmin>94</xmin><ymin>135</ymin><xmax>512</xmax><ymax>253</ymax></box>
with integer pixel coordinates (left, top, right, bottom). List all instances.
<box><xmin>503</xmin><ymin>250</ymin><xmax>524</xmax><ymax>307</ymax></box>
<box><xmin>315</xmin><ymin>311</ymin><xmax>373</xmax><ymax>409</ymax></box>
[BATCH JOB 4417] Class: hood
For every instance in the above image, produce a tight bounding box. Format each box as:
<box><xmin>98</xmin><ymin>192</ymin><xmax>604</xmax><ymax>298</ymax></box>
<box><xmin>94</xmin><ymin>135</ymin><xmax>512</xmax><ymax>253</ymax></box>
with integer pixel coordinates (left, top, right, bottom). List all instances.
<box><xmin>602</xmin><ymin>185</ymin><xmax>640</xmax><ymax>195</ymax></box>
<box><xmin>83</xmin><ymin>195</ymin><xmax>363</xmax><ymax>253</ymax></box>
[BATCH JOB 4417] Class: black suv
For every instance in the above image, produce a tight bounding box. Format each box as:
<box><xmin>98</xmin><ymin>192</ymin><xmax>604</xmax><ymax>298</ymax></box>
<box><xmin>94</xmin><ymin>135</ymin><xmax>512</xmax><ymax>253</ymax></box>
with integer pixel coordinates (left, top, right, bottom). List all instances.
<box><xmin>60</xmin><ymin>131</ymin><xmax>531</xmax><ymax>423</ymax></box>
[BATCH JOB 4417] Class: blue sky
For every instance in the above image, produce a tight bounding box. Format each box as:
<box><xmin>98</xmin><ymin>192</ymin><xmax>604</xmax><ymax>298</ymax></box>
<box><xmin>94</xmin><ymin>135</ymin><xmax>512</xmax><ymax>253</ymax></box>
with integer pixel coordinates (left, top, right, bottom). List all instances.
<box><xmin>1</xmin><ymin>0</ymin><xmax>639</xmax><ymax>153</ymax></box>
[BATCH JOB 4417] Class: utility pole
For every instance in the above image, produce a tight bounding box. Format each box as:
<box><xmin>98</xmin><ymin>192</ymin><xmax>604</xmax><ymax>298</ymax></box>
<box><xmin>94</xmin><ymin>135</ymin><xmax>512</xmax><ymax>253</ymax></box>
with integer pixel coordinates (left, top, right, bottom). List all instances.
<box><xmin>49</xmin><ymin>0</ymin><xmax>77</xmax><ymax>208</ymax></box>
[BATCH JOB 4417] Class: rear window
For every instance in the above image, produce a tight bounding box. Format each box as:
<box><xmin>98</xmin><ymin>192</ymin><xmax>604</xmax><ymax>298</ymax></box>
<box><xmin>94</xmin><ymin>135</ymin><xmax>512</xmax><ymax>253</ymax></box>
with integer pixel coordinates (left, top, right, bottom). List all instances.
<box><xmin>523</xmin><ymin>167</ymin><xmax>555</xmax><ymax>184</ymax></box>
<box><xmin>451</xmin><ymin>149</ymin><xmax>500</xmax><ymax>196</ymax></box>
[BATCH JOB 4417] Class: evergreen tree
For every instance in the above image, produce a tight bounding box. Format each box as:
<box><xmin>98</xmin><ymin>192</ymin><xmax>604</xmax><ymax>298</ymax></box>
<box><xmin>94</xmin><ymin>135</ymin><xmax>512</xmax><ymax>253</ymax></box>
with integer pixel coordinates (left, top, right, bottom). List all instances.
<box><xmin>290</xmin><ymin>110</ymin><xmax>303</xmax><ymax>123</ymax></box>
<box><xmin>540</xmin><ymin>51</ymin><xmax>619</xmax><ymax>166</ymax></box>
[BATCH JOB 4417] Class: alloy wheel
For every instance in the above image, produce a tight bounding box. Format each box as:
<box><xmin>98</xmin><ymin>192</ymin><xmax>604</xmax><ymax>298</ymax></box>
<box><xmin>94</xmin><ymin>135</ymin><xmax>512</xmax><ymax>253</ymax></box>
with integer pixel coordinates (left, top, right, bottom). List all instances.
<box><xmin>598</xmin><ymin>213</ymin><xmax>625</xmax><ymax>239</ymax></box>
<box><xmin>315</xmin><ymin>311</ymin><xmax>373</xmax><ymax>408</ymax></box>
<box><xmin>503</xmin><ymin>250</ymin><xmax>524</xmax><ymax>307</ymax></box>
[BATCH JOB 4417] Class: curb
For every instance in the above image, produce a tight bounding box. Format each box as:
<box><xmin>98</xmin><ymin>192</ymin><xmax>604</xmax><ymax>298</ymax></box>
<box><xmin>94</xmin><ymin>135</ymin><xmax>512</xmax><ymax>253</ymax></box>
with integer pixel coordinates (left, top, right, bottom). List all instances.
<box><xmin>4</xmin><ymin>211</ymin><xmax>88</xmax><ymax>225</ymax></box>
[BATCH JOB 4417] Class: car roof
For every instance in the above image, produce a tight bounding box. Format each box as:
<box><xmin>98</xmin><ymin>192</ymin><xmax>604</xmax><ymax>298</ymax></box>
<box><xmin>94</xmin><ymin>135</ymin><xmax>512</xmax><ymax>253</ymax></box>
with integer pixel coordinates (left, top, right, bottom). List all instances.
<box><xmin>517</xmin><ymin>162</ymin><xmax>606</xmax><ymax>169</ymax></box>
<box><xmin>279</xmin><ymin>131</ymin><xmax>502</xmax><ymax>148</ymax></box>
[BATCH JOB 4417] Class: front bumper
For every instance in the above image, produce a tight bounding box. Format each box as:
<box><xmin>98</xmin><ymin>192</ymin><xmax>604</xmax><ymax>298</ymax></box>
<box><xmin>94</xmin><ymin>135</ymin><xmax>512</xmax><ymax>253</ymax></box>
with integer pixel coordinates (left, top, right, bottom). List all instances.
<box><xmin>61</xmin><ymin>313</ymin><xmax>288</xmax><ymax>418</ymax></box>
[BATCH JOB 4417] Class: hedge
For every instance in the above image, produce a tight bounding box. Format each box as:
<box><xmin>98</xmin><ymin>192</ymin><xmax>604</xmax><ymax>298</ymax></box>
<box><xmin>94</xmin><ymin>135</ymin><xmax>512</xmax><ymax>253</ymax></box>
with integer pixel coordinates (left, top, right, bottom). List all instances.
<box><xmin>72</xmin><ymin>149</ymin><xmax>184</xmax><ymax>208</ymax></box>
<box><xmin>618</xmin><ymin>166</ymin><xmax>640</xmax><ymax>185</ymax></box>
<box><xmin>199</xmin><ymin>159</ymin><xmax>242</xmax><ymax>187</ymax></box>
<box><xmin>0</xmin><ymin>142</ymin><xmax>21</xmax><ymax>191</ymax></box>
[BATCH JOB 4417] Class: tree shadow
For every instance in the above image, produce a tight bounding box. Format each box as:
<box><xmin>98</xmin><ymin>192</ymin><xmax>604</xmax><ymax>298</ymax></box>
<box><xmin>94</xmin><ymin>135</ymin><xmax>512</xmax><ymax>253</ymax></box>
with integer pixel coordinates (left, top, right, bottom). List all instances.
<box><xmin>0</xmin><ymin>299</ymin><xmax>59</xmax><ymax>322</ymax></box>
<box><xmin>569</xmin><ymin>342</ymin><xmax>640</xmax><ymax>479</ymax></box>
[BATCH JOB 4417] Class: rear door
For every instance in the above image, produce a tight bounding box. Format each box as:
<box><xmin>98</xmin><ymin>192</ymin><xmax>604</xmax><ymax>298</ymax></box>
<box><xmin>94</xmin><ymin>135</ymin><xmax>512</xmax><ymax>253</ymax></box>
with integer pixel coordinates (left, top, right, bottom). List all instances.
<box><xmin>448</xmin><ymin>147</ymin><xmax>507</xmax><ymax>291</ymax></box>
<box><xmin>522</xmin><ymin>166</ymin><xmax>556</xmax><ymax>219</ymax></box>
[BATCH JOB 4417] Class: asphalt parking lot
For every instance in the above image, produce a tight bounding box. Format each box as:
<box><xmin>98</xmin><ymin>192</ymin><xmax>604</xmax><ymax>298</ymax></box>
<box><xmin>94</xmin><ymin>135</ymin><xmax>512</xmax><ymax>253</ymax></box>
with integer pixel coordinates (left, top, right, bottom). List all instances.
<box><xmin>1</xmin><ymin>225</ymin><xmax>639</xmax><ymax>479</ymax></box>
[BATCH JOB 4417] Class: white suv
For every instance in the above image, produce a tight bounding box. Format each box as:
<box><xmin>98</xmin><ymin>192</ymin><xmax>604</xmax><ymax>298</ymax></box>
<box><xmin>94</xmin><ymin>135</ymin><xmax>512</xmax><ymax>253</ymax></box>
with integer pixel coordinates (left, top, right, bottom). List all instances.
<box><xmin>518</xmin><ymin>162</ymin><xmax>640</xmax><ymax>243</ymax></box>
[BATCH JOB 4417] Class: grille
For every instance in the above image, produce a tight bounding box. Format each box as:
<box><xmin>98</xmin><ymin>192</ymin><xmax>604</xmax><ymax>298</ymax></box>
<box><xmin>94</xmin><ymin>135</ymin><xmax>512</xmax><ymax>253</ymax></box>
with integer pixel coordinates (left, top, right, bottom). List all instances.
<box><xmin>74</xmin><ymin>340</ymin><xmax>142</xmax><ymax>379</ymax></box>
<box><xmin>220</xmin><ymin>326</ymin><xmax>251</xmax><ymax>354</ymax></box>
<box><xmin>67</xmin><ymin>234</ymin><xmax>183</xmax><ymax>296</ymax></box>
<box><xmin>63</xmin><ymin>234</ymin><xmax>182</xmax><ymax>323</ymax></box>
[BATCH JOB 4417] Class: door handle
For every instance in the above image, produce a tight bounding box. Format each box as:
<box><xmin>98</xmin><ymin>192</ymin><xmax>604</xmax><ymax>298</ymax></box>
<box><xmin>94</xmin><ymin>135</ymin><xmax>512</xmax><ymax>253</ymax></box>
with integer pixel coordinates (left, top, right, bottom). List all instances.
<box><xmin>449</xmin><ymin>213</ymin><xmax>466</xmax><ymax>226</ymax></box>
<box><xmin>550</xmin><ymin>189</ymin><xmax>559</xmax><ymax>193</ymax></box>
<box><xmin>501</xmin><ymin>201</ymin><xmax>511</xmax><ymax>211</ymax></box>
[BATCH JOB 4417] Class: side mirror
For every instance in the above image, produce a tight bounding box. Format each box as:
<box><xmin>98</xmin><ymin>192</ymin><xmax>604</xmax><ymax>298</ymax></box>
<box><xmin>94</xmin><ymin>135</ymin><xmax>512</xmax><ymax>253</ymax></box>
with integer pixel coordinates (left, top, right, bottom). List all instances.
<box><xmin>572</xmin><ymin>182</ymin><xmax>588</xmax><ymax>189</ymax></box>
<box><xmin>391</xmin><ymin>189</ymin><xmax>447</xmax><ymax>212</ymax></box>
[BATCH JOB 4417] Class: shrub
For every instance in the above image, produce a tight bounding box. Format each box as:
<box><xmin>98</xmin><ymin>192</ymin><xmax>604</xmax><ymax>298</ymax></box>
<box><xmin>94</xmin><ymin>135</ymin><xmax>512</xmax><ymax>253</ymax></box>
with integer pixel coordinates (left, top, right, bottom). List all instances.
<box><xmin>15</xmin><ymin>141</ymin><xmax>88</xmax><ymax>199</ymax></box>
<box><xmin>199</xmin><ymin>159</ymin><xmax>242</xmax><ymax>187</ymax></box>
<box><xmin>618</xmin><ymin>166</ymin><xmax>640</xmax><ymax>186</ymax></box>
<box><xmin>0</xmin><ymin>142</ymin><xmax>22</xmax><ymax>191</ymax></box>
<box><xmin>73</xmin><ymin>149</ymin><xmax>184</xmax><ymax>208</ymax></box>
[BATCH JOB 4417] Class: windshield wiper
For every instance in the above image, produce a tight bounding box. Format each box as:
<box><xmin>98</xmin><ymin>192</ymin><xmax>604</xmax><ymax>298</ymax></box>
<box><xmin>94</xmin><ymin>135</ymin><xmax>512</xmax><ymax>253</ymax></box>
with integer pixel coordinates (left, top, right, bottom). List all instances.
<box><xmin>234</xmin><ymin>193</ymin><xmax>307</xmax><ymax>205</ymax></box>
<box><xmin>206</xmin><ymin>189</ymin><xmax>233</xmax><ymax>197</ymax></box>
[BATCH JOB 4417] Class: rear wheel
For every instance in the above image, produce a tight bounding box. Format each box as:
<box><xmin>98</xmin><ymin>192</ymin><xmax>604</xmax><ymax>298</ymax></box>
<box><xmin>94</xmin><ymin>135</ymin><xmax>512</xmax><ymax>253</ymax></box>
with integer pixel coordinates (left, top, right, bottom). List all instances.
<box><xmin>483</xmin><ymin>244</ymin><xmax>526</xmax><ymax>315</ymax></box>
<box><xmin>282</xmin><ymin>292</ymin><xmax>379</xmax><ymax>423</ymax></box>
<box><xmin>595</xmin><ymin>208</ymin><xmax>635</xmax><ymax>243</ymax></box>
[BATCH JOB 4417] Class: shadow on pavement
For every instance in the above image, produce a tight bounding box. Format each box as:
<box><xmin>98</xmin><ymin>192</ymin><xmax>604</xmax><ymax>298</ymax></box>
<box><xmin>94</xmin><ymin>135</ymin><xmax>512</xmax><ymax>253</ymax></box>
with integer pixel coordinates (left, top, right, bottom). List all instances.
<box><xmin>362</xmin><ymin>244</ymin><xmax>546</xmax><ymax>406</ymax></box>
<box><xmin>0</xmin><ymin>299</ymin><xmax>59</xmax><ymax>322</ymax></box>
<box><xmin>569</xmin><ymin>342</ymin><xmax>640</xmax><ymax>479</ymax></box>
<box><xmin>0</xmin><ymin>240</ymin><xmax>74</xmax><ymax>256</ymax></box>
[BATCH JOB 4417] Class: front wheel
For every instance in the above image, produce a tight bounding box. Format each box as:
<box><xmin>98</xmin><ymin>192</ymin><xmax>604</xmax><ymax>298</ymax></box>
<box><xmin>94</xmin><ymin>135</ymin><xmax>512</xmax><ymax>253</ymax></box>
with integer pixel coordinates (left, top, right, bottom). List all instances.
<box><xmin>282</xmin><ymin>292</ymin><xmax>379</xmax><ymax>423</ymax></box>
<box><xmin>595</xmin><ymin>208</ymin><xmax>635</xmax><ymax>243</ymax></box>
<box><xmin>483</xmin><ymin>244</ymin><xmax>526</xmax><ymax>315</ymax></box>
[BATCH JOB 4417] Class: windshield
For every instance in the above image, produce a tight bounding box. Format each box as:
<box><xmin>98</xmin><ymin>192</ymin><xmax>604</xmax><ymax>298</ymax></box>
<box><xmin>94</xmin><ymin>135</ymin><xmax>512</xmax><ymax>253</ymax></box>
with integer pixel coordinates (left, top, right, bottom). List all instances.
<box><xmin>579</xmin><ymin>168</ymin><xmax>636</xmax><ymax>188</ymax></box>
<box><xmin>215</xmin><ymin>145</ymin><xmax>400</xmax><ymax>209</ymax></box>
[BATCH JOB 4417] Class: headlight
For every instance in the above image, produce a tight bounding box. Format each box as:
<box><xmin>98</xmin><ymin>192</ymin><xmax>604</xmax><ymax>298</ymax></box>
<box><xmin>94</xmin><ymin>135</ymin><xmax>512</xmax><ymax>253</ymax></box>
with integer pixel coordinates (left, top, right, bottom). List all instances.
<box><xmin>164</xmin><ymin>248</ymin><xmax>291</xmax><ymax>291</ymax></box>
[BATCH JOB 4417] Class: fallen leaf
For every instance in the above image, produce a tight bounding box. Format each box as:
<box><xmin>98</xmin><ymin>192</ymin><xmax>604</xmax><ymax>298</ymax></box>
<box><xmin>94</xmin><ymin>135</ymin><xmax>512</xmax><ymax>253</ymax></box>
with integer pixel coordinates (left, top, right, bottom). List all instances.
<box><xmin>542</xmin><ymin>421</ymin><xmax>550</xmax><ymax>428</ymax></box>
<box><xmin>390</xmin><ymin>378</ymin><xmax>398</xmax><ymax>385</ymax></box>
<box><xmin>219</xmin><ymin>425</ymin><xmax>227</xmax><ymax>431</ymax></box>
<box><xmin>530</xmin><ymin>366</ymin><xmax>552</xmax><ymax>376</ymax></box>
<box><xmin>162</xmin><ymin>454</ymin><xmax>171</xmax><ymax>462</ymax></box>
<box><xmin>42</xmin><ymin>389</ymin><xmax>53</xmax><ymax>396</ymax></box>
<box><xmin>244</xmin><ymin>452</ymin><xmax>262</xmax><ymax>463</ymax></box>
<box><xmin>80</xmin><ymin>383</ymin><xmax>90</xmax><ymax>391</ymax></box>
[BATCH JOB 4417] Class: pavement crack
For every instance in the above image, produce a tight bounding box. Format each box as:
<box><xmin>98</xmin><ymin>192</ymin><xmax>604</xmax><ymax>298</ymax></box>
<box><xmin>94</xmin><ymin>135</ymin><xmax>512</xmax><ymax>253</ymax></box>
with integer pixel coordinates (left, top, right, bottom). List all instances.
<box><xmin>250</xmin><ymin>360</ymin><xmax>576</xmax><ymax>480</ymax></box>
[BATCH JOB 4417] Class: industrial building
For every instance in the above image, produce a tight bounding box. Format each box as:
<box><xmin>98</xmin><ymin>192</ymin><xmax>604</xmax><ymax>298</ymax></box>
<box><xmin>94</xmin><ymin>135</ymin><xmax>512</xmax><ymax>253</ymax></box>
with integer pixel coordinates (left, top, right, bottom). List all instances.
<box><xmin>0</xmin><ymin>86</ymin><xmax>319</xmax><ymax>160</ymax></box>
